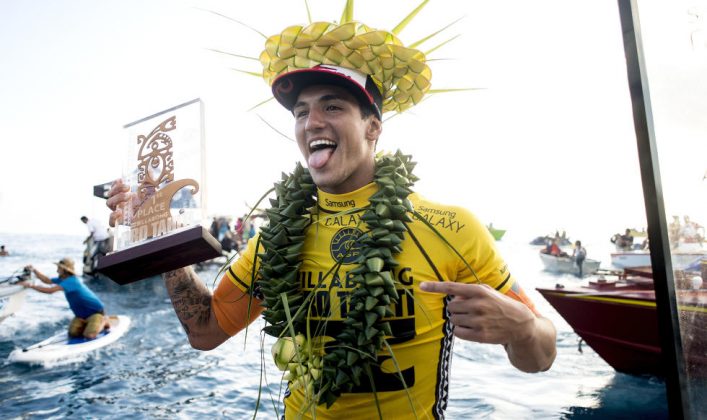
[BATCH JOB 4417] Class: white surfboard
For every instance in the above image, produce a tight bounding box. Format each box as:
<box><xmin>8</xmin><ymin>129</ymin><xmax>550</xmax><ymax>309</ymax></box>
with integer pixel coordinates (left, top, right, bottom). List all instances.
<box><xmin>8</xmin><ymin>315</ymin><xmax>131</xmax><ymax>364</ymax></box>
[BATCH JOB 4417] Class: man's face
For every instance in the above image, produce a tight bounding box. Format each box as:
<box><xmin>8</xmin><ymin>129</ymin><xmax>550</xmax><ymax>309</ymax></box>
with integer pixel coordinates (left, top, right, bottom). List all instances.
<box><xmin>293</xmin><ymin>85</ymin><xmax>381</xmax><ymax>194</ymax></box>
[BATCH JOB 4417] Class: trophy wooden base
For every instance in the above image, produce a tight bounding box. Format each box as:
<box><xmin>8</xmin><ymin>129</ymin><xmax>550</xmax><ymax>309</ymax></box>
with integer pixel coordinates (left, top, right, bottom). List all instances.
<box><xmin>96</xmin><ymin>225</ymin><xmax>223</xmax><ymax>285</ymax></box>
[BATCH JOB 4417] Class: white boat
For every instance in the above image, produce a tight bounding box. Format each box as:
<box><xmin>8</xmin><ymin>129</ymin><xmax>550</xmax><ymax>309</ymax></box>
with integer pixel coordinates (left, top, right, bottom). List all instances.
<box><xmin>8</xmin><ymin>315</ymin><xmax>131</xmax><ymax>364</ymax></box>
<box><xmin>610</xmin><ymin>251</ymin><xmax>651</xmax><ymax>268</ymax></box>
<box><xmin>611</xmin><ymin>242</ymin><xmax>705</xmax><ymax>269</ymax></box>
<box><xmin>0</xmin><ymin>284</ymin><xmax>27</xmax><ymax>324</ymax></box>
<box><xmin>539</xmin><ymin>253</ymin><xmax>601</xmax><ymax>277</ymax></box>
<box><xmin>611</xmin><ymin>251</ymin><xmax>705</xmax><ymax>269</ymax></box>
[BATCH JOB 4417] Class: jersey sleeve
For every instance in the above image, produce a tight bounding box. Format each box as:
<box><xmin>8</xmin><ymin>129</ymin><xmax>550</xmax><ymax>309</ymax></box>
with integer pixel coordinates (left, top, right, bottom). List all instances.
<box><xmin>222</xmin><ymin>235</ymin><xmax>261</xmax><ymax>293</ymax></box>
<box><xmin>212</xmin><ymin>274</ymin><xmax>263</xmax><ymax>336</ymax></box>
<box><xmin>450</xmin><ymin>208</ymin><xmax>541</xmax><ymax>316</ymax></box>
<box><xmin>212</xmin><ymin>235</ymin><xmax>264</xmax><ymax>336</ymax></box>
<box><xmin>449</xmin><ymin>207</ymin><xmax>512</xmax><ymax>290</ymax></box>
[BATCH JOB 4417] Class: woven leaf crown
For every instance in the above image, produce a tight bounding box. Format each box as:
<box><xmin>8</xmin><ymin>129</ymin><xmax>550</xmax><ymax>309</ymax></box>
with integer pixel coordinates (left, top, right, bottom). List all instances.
<box><xmin>260</xmin><ymin>21</ymin><xmax>431</xmax><ymax>114</ymax></box>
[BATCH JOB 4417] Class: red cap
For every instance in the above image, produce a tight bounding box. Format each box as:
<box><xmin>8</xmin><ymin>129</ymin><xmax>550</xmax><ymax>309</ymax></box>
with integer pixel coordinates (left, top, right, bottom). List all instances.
<box><xmin>272</xmin><ymin>65</ymin><xmax>383</xmax><ymax>118</ymax></box>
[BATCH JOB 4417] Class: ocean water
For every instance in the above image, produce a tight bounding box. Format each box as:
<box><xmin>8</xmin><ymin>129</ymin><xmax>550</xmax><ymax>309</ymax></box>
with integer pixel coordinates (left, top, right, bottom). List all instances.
<box><xmin>0</xmin><ymin>231</ymin><xmax>669</xmax><ymax>419</ymax></box>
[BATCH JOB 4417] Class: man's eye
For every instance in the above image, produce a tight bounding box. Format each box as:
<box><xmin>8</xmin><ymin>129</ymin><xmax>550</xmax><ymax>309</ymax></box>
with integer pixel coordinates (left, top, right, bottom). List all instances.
<box><xmin>295</xmin><ymin>110</ymin><xmax>308</xmax><ymax>118</ymax></box>
<box><xmin>326</xmin><ymin>104</ymin><xmax>342</xmax><ymax>111</ymax></box>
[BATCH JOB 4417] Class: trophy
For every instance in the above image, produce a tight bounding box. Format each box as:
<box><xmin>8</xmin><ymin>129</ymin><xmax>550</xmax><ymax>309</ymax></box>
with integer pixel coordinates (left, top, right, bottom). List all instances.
<box><xmin>96</xmin><ymin>98</ymin><xmax>222</xmax><ymax>284</ymax></box>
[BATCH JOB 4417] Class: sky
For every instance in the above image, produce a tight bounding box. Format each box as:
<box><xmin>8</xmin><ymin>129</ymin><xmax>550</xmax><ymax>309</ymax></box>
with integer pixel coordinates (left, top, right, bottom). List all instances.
<box><xmin>0</xmin><ymin>0</ymin><xmax>704</xmax><ymax>245</ymax></box>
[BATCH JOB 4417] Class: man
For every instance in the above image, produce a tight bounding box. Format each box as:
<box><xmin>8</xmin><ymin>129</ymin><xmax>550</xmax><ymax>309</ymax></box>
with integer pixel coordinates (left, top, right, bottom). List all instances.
<box><xmin>0</xmin><ymin>245</ymin><xmax>8</xmax><ymax>256</ymax></box>
<box><xmin>681</xmin><ymin>215</ymin><xmax>704</xmax><ymax>245</ymax></box>
<box><xmin>81</xmin><ymin>215</ymin><xmax>113</xmax><ymax>274</ymax></box>
<box><xmin>20</xmin><ymin>258</ymin><xmax>108</xmax><ymax>339</ymax></box>
<box><xmin>106</xmin><ymin>16</ymin><xmax>556</xmax><ymax>419</ymax></box>
<box><xmin>80</xmin><ymin>215</ymin><xmax>111</xmax><ymax>253</ymax></box>
<box><xmin>572</xmin><ymin>240</ymin><xmax>587</xmax><ymax>278</ymax></box>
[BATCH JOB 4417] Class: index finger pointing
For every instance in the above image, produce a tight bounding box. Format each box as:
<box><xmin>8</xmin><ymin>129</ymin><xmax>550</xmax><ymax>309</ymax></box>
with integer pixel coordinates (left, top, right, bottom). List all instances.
<box><xmin>420</xmin><ymin>281</ymin><xmax>486</xmax><ymax>298</ymax></box>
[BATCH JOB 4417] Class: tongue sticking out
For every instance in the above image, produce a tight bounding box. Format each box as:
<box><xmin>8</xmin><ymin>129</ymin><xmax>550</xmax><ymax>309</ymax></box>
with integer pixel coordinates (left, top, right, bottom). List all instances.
<box><xmin>308</xmin><ymin>148</ymin><xmax>335</xmax><ymax>170</ymax></box>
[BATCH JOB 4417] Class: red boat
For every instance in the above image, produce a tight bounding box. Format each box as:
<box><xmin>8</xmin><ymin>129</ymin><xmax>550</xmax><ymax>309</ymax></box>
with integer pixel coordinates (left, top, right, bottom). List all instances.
<box><xmin>537</xmin><ymin>266</ymin><xmax>707</xmax><ymax>377</ymax></box>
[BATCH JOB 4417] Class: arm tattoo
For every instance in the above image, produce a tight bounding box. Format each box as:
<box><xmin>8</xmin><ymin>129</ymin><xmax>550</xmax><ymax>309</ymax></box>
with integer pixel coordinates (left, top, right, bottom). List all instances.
<box><xmin>164</xmin><ymin>268</ymin><xmax>212</xmax><ymax>332</ymax></box>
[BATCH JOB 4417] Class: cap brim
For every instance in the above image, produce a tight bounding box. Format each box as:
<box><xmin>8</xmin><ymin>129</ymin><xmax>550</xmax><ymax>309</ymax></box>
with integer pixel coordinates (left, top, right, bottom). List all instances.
<box><xmin>272</xmin><ymin>68</ymin><xmax>382</xmax><ymax>118</ymax></box>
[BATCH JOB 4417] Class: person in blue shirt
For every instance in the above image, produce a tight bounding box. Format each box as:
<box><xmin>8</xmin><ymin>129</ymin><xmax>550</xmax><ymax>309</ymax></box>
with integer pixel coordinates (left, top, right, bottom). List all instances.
<box><xmin>20</xmin><ymin>257</ymin><xmax>108</xmax><ymax>339</ymax></box>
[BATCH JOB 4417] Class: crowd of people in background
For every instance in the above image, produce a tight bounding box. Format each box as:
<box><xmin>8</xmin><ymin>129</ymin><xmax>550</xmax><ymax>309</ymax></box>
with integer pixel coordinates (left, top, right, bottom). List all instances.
<box><xmin>609</xmin><ymin>215</ymin><xmax>703</xmax><ymax>252</ymax></box>
<box><xmin>209</xmin><ymin>214</ymin><xmax>261</xmax><ymax>254</ymax></box>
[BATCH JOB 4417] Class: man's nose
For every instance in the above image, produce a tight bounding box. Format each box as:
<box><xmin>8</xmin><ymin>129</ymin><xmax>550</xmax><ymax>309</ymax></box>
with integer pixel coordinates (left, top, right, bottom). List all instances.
<box><xmin>305</xmin><ymin>109</ymin><xmax>325</xmax><ymax>131</ymax></box>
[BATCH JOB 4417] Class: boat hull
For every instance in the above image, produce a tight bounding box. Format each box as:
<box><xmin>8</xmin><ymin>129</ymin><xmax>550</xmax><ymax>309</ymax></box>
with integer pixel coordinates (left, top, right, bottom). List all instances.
<box><xmin>537</xmin><ymin>282</ymin><xmax>707</xmax><ymax>377</ymax></box>
<box><xmin>539</xmin><ymin>287</ymin><xmax>662</xmax><ymax>375</ymax></box>
<box><xmin>0</xmin><ymin>285</ymin><xmax>26</xmax><ymax>324</ymax></box>
<box><xmin>539</xmin><ymin>253</ymin><xmax>600</xmax><ymax>276</ymax></box>
<box><xmin>488</xmin><ymin>227</ymin><xmax>506</xmax><ymax>241</ymax></box>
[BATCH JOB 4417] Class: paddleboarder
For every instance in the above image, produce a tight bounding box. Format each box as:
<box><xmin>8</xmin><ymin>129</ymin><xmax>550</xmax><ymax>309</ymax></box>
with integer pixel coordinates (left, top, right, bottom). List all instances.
<box><xmin>19</xmin><ymin>258</ymin><xmax>109</xmax><ymax>339</ymax></box>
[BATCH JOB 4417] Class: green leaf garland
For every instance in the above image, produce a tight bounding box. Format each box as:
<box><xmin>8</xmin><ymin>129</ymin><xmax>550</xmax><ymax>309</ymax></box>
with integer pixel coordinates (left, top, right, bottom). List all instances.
<box><xmin>257</xmin><ymin>150</ymin><xmax>418</xmax><ymax>409</ymax></box>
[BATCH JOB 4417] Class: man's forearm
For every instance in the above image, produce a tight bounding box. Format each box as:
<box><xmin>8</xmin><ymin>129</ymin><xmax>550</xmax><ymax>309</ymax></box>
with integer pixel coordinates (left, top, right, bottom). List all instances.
<box><xmin>505</xmin><ymin>316</ymin><xmax>557</xmax><ymax>373</ymax></box>
<box><xmin>163</xmin><ymin>266</ymin><xmax>229</xmax><ymax>350</ymax></box>
<box><xmin>28</xmin><ymin>284</ymin><xmax>61</xmax><ymax>294</ymax></box>
<box><xmin>33</xmin><ymin>270</ymin><xmax>52</xmax><ymax>284</ymax></box>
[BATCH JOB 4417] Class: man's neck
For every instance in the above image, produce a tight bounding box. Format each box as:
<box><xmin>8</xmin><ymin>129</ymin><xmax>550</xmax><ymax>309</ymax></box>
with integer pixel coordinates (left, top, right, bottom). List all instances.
<box><xmin>318</xmin><ymin>171</ymin><xmax>375</xmax><ymax>195</ymax></box>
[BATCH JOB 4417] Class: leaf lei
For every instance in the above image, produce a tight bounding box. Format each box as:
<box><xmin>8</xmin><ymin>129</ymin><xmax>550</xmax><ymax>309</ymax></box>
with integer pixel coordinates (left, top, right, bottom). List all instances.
<box><xmin>257</xmin><ymin>150</ymin><xmax>418</xmax><ymax>409</ymax></box>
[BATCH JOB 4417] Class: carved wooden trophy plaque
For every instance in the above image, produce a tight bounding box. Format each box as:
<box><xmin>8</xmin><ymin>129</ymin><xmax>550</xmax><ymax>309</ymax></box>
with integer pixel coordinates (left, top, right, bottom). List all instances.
<box><xmin>96</xmin><ymin>99</ymin><xmax>221</xmax><ymax>284</ymax></box>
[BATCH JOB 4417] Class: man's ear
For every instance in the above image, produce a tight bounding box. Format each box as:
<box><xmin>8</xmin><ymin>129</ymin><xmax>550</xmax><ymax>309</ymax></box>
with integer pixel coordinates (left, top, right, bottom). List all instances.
<box><xmin>365</xmin><ymin>117</ymin><xmax>382</xmax><ymax>142</ymax></box>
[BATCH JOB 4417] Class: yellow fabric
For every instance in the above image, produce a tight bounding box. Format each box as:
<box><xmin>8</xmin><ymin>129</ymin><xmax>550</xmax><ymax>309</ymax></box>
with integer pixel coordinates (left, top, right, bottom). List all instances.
<box><xmin>223</xmin><ymin>182</ymin><xmax>531</xmax><ymax>418</ymax></box>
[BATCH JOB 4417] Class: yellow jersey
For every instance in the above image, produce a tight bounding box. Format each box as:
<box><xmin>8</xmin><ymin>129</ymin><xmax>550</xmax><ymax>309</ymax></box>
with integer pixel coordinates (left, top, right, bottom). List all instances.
<box><xmin>214</xmin><ymin>183</ymin><xmax>538</xmax><ymax>419</ymax></box>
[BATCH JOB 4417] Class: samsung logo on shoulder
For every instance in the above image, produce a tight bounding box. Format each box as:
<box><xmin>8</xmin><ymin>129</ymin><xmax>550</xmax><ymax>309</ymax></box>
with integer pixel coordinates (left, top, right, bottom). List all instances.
<box><xmin>325</xmin><ymin>198</ymin><xmax>355</xmax><ymax>208</ymax></box>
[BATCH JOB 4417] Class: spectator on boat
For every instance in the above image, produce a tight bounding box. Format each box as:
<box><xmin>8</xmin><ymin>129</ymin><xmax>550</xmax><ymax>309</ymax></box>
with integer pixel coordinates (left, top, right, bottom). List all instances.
<box><xmin>0</xmin><ymin>245</ymin><xmax>7</xmax><ymax>256</ymax></box>
<box><xmin>669</xmin><ymin>215</ymin><xmax>681</xmax><ymax>245</ymax></box>
<box><xmin>234</xmin><ymin>217</ymin><xmax>243</xmax><ymax>240</ymax></box>
<box><xmin>218</xmin><ymin>217</ymin><xmax>230</xmax><ymax>242</ymax></box>
<box><xmin>209</xmin><ymin>217</ymin><xmax>219</xmax><ymax>239</ymax></box>
<box><xmin>220</xmin><ymin>230</ymin><xmax>238</xmax><ymax>253</ymax></box>
<box><xmin>680</xmin><ymin>215</ymin><xmax>704</xmax><ymax>245</ymax></box>
<box><xmin>241</xmin><ymin>217</ymin><xmax>253</xmax><ymax>244</ymax></box>
<box><xmin>80</xmin><ymin>216</ymin><xmax>112</xmax><ymax>255</ymax></box>
<box><xmin>620</xmin><ymin>228</ymin><xmax>634</xmax><ymax>248</ymax></box>
<box><xmin>548</xmin><ymin>238</ymin><xmax>569</xmax><ymax>258</ymax></box>
<box><xmin>248</xmin><ymin>222</ymin><xmax>256</xmax><ymax>240</ymax></box>
<box><xmin>611</xmin><ymin>229</ymin><xmax>634</xmax><ymax>251</ymax></box>
<box><xmin>572</xmin><ymin>240</ymin><xmax>587</xmax><ymax>278</ymax></box>
<box><xmin>19</xmin><ymin>258</ymin><xmax>109</xmax><ymax>339</ymax></box>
